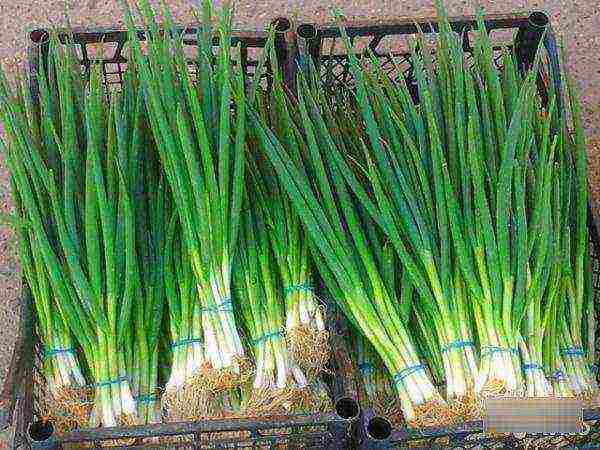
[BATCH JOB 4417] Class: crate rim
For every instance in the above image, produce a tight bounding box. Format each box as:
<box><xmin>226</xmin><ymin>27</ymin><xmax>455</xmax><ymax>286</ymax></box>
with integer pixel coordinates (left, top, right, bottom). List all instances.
<box><xmin>30</xmin><ymin>410</ymin><xmax>349</xmax><ymax>446</ymax></box>
<box><xmin>23</xmin><ymin>10</ymin><xmax>547</xmax><ymax>44</ymax></box>
<box><xmin>27</xmin><ymin>25</ymin><xmax>272</xmax><ymax>47</ymax></box>
<box><xmin>297</xmin><ymin>10</ymin><xmax>546</xmax><ymax>38</ymax></box>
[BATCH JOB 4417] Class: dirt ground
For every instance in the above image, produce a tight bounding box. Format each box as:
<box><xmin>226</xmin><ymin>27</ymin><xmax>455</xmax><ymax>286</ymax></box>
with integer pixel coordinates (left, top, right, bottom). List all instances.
<box><xmin>0</xmin><ymin>0</ymin><xmax>599</xmax><ymax>445</ymax></box>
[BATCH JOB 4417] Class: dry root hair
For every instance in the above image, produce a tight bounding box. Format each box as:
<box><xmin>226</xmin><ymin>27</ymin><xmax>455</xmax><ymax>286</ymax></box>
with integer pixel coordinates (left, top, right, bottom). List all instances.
<box><xmin>407</xmin><ymin>400</ymin><xmax>457</xmax><ymax>428</ymax></box>
<box><xmin>286</xmin><ymin>325</ymin><xmax>330</xmax><ymax>377</ymax></box>
<box><xmin>41</xmin><ymin>385</ymin><xmax>93</xmax><ymax>435</ymax></box>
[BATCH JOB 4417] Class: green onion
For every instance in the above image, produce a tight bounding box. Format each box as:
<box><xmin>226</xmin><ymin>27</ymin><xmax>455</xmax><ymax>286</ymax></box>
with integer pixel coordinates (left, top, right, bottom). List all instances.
<box><xmin>329</xmin><ymin>9</ymin><xmax>483</xmax><ymax>407</ymax></box>
<box><xmin>0</xmin><ymin>64</ymin><xmax>90</xmax><ymax>434</ymax></box>
<box><xmin>250</xmin><ymin>45</ymin><xmax>330</xmax><ymax>374</ymax></box>
<box><xmin>162</xmin><ymin>214</ymin><xmax>210</xmax><ymax>420</ymax></box>
<box><xmin>0</xmin><ymin>40</ymin><xmax>146</xmax><ymax>427</ymax></box>
<box><xmin>123</xmin><ymin>0</ymin><xmax>250</xmax><ymax>396</ymax></box>
<box><xmin>250</xmin><ymin>65</ymin><xmax>449</xmax><ymax>426</ymax></box>
<box><xmin>234</xmin><ymin>187</ymin><xmax>319</xmax><ymax>414</ymax></box>
<box><xmin>119</xmin><ymin>71</ymin><xmax>168</xmax><ymax>423</ymax></box>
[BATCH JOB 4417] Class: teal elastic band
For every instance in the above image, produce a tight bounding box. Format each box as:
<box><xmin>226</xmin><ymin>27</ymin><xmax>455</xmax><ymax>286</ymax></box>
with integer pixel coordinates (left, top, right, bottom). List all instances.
<box><xmin>561</xmin><ymin>347</ymin><xmax>585</xmax><ymax>357</ymax></box>
<box><xmin>253</xmin><ymin>330</ymin><xmax>284</xmax><ymax>346</ymax></box>
<box><xmin>522</xmin><ymin>363</ymin><xmax>543</xmax><ymax>372</ymax></box>
<box><xmin>481</xmin><ymin>346</ymin><xmax>518</xmax><ymax>358</ymax></box>
<box><xmin>170</xmin><ymin>338</ymin><xmax>203</xmax><ymax>349</ymax></box>
<box><xmin>202</xmin><ymin>298</ymin><xmax>233</xmax><ymax>314</ymax></box>
<box><xmin>284</xmin><ymin>283</ymin><xmax>314</xmax><ymax>296</ymax></box>
<box><xmin>392</xmin><ymin>364</ymin><xmax>425</xmax><ymax>386</ymax></box>
<box><xmin>358</xmin><ymin>362</ymin><xmax>375</xmax><ymax>374</ymax></box>
<box><xmin>44</xmin><ymin>347</ymin><xmax>77</xmax><ymax>359</ymax></box>
<box><xmin>441</xmin><ymin>340</ymin><xmax>475</xmax><ymax>354</ymax></box>
<box><xmin>135</xmin><ymin>393</ymin><xmax>158</xmax><ymax>403</ymax></box>
<box><xmin>94</xmin><ymin>376</ymin><xmax>129</xmax><ymax>388</ymax></box>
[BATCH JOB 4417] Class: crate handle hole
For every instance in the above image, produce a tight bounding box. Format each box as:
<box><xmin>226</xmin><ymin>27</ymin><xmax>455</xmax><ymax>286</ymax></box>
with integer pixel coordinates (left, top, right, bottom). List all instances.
<box><xmin>335</xmin><ymin>397</ymin><xmax>359</xmax><ymax>420</ymax></box>
<box><xmin>272</xmin><ymin>17</ymin><xmax>291</xmax><ymax>33</ymax></box>
<box><xmin>528</xmin><ymin>12</ymin><xmax>549</xmax><ymax>29</ymax></box>
<box><xmin>297</xmin><ymin>24</ymin><xmax>317</xmax><ymax>39</ymax></box>
<box><xmin>28</xmin><ymin>419</ymin><xmax>54</xmax><ymax>442</ymax></box>
<box><xmin>367</xmin><ymin>416</ymin><xmax>392</xmax><ymax>440</ymax></box>
<box><xmin>30</xmin><ymin>29</ymin><xmax>50</xmax><ymax>44</ymax></box>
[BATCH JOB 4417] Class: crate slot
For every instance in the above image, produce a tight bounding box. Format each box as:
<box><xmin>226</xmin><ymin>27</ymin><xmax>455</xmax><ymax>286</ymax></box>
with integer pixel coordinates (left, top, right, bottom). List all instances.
<box><xmin>374</xmin><ymin>34</ymin><xmax>412</xmax><ymax>56</ymax></box>
<box><xmin>82</xmin><ymin>42</ymin><xmax>121</xmax><ymax>62</ymax></box>
<box><xmin>490</xmin><ymin>27</ymin><xmax>519</xmax><ymax>45</ymax></box>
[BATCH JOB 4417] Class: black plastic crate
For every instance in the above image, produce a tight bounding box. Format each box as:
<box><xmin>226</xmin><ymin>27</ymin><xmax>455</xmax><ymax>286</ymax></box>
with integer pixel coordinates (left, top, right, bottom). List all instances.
<box><xmin>293</xmin><ymin>11</ymin><xmax>600</xmax><ymax>449</ymax></box>
<box><xmin>0</xmin><ymin>19</ymin><xmax>361</xmax><ymax>450</ymax></box>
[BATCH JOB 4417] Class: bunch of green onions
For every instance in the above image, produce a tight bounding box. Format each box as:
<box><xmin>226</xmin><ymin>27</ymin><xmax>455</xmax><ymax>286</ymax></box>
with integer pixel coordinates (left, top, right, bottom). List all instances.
<box><xmin>334</xmin><ymin>0</ymin><xmax>598</xmax><ymax>406</ymax></box>
<box><xmin>332</xmin><ymin>8</ymin><xmax>541</xmax><ymax>403</ymax></box>
<box><xmin>12</xmin><ymin>186</ymin><xmax>88</xmax><ymax>430</ymax></box>
<box><xmin>0</xmin><ymin>55</ymin><xmax>89</xmax><ymax>432</ymax></box>
<box><xmin>1</xmin><ymin>61</ymin><xmax>88</xmax><ymax>428</ymax></box>
<box><xmin>251</xmin><ymin>0</ymin><xmax>598</xmax><ymax>425</ymax></box>
<box><xmin>234</xmin><ymin>188</ymin><xmax>312</xmax><ymax>413</ymax></box>
<box><xmin>250</xmin><ymin>63</ymin><xmax>449</xmax><ymax>426</ymax></box>
<box><xmin>1</xmin><ymin>30</ymin><xmax>178</xmax><ymax>428</ymax></box>
<box><xmin>538</xmin><ymin>54</ymin><xmax>598</xmax><ymax>399</ymax></box>
<box><xmin>162</xmin><ymin>214</ymin><xmax>210</xmax><ymax>420</ymax></box>
<box><xmin>251</xmin><ymin>49</ymin><xmax>330</xmax><ymax>374</ymax></box>
<box><xmin>0</xmin><ymin>41</ymin><xmax>157</xmax><ymax>427</ymax></box>
<box><xmin>124</xmin><ymin>75</ymin><xmax>168</xmax><ymax>423</ymax></box>
<box><xmin>124</xmin><ymin>0</ymin><xmax>250</xmax><ymax>408</ymax></box>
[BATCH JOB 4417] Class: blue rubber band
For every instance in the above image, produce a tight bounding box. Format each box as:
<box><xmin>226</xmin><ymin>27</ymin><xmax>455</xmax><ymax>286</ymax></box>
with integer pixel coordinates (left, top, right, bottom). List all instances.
<box><xmin>170</xmin><ymin>338</ymin><xmax>203</xmax><ymax>349</ymax></box>
<box><xmin>93</xmin><ymin>376</ymin><xmax>129</xmax><ymax>388</ymax></box>
<box><xmin>284</xmin><ymin>283</ymin><xmax>314</xmax><ymax>296</ymax></box>
<box><xmin>135</xmin><ymin>393</ymin><xmax>158</xmax><ymax>403</ymax></box>
<box><xmin>441</xmin><ymin>340</ymin><xmax>475</xmax><ymax>354</ymax></box>
<box><xmin>549</xmin><ymin>370</ymin><xmax>565</xmax><ymax>381</ymax></box>
<box><xmin>358</xmin><ymin>362</ymin><xmax>375</xmax><ymax>374</ymax></box>
<box><xmin>202</xmin><ymin>298</ymin><xmax>233</xmax><ymax>314</ymax></box>
<box><xmin>44</xmin><ymin>347</ymin><xmax>77</xmax><ymax>359</ymax></box>
<box><xmin>253</xmin><ymin>330</ymin><xmax>284</xmax><ymax>346</ymax></box>
<box><xmin>481</xmin><ymin>346</ymin><xmax>519</xmax><ymax>358</ymax></box>
<box><xmin>589</xmin><ymin>363</ymin><xmax>600</xmax><ymax>373</ymax></box>
<box><xmin>561</xmin><ymin>347</ymin><xmax>586</xmax><ymax>357</ymax></box>
<box><xmin>522</xmin><ymin>363</ymin><xmax>543</xmax><ymax>372</ymax></box>
<box><xmin>392</xmin><ymin>364</ymin><xmax>426</xmax><ymax>385</ymax></box>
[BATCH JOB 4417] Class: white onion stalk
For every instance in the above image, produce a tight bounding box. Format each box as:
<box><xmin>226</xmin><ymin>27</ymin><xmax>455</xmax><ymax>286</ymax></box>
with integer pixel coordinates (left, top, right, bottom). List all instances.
<box><xmin>519</xmin><ymin>338</ymin><xmax>552</xmax><ymax>397</ymax></box>
<box><xmin>201</xmin><ymin>276</ymin><xmax>245</xmax><ymax>374</ymax></box>
<box><xmin>247</xmin><ymin>33</ymin><xmax>331</xmax><ymax>375</ymax></box>
<box><xmin>560</xmin><ymin>325</ymin><xmax>595</xmax><ymax>398</ymax></box>
<box><xmin>548</xmin><ymin>360</ymin><xmax>574</xmax><ymax>397</ymax></box>
<box><xmin>42</xmin><ymin>332</ymin><xmax>86</xmax><ymax>398</ymax></box>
